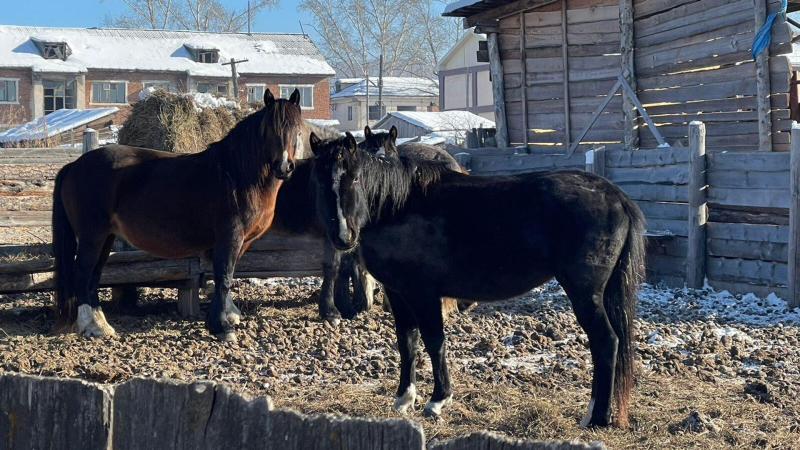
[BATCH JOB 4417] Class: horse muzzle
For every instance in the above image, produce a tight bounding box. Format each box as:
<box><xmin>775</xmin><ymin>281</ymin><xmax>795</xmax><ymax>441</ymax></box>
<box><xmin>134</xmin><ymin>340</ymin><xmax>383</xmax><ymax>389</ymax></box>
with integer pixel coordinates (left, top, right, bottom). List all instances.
<box><xmin>272</xmin><ymin>160</ymin><xmax>295</xmax><ymax>180</ymax></box>
<box><xmin>330</xmin><ymin>227</ymin><xmax>359</xmax><ymax>251</ymax></box>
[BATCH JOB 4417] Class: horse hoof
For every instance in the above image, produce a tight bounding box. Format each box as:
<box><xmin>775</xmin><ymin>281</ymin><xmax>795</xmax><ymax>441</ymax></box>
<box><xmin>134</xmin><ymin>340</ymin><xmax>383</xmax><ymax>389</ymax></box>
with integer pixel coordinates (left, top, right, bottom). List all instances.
<box><xmin>216</xmin><ymin>332</ymin><xmax>237</xmax><ymax>342</ymax></box>
<box><xmin>227</xmin><ymin>312</ymin><xmax>241</xmax><ymax>326</ymax></box>
<box><xmin>392</xmin><ymin>385</ymin><xmax>417</xmax><ymax>413</ymax></box>
<box><xmin>423</xmin><ymin>396</ymin><xmax>452</xmax><ymax>418</ymax></box>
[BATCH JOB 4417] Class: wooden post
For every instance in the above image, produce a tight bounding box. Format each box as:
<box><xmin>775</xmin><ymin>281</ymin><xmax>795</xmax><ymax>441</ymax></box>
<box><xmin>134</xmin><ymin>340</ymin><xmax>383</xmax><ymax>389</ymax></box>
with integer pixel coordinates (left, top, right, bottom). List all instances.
<box><xmin>488</xmin><ymin>33</ymin><xmax>509</xmax><ymax>148</ymax></box>
<box><xmin>82</xmin><ymin>128</ymin><xmax>98</xmax><ymax>153</ymax></box>
<box><xmin>561</xmin><ymin>0</ymin><xmax>571</xmax><ymax>148</ymax></box>
<box><xmin>585</xmin><ymin>146</ymin><xmax>606</xmax><ymax>177</ymax></box>
<box><xmin>687</xmin><ymin>122</ymin><xmax>707</xmax><ymax>288</ymax></box>
<box><xmin>519</xmin><ymin>12</ymin><xmax>529</xmax><ymax>151</ymax></box>
<box><xmin>620</xmin><ymin>0</ymin><xmax>638</xmax><ymax>149</ymax></box>
<box><xmin>177</xmin><ymin>260</ymin><xmax>201</xmax><ymax>317</ymax></box>
<box><xmin>755</xmin><ymin>0</ymin><xmax>773</xmax><ymax>152</ymax></box>
<box><xmin>788</xmin><ymin>123</ymin><xmax>800</xmax><ymax>307</ymax></box>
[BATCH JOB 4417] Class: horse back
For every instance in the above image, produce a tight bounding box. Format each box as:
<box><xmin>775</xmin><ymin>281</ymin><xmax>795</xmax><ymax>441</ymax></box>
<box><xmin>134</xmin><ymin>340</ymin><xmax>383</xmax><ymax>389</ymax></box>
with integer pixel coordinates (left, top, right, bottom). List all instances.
<box><xmin>398</xmin><ymin>143</ymin><xmax>462</xmax><ymax>173</ymax></box>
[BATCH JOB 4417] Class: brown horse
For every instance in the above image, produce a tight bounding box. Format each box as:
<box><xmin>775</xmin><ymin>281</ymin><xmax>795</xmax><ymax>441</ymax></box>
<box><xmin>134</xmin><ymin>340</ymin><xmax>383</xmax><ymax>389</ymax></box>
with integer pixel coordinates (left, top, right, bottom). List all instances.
<box><xmin>52</xmin><ymin>89</ymin><xmax>304</xmax><ymax>341</ymax></box>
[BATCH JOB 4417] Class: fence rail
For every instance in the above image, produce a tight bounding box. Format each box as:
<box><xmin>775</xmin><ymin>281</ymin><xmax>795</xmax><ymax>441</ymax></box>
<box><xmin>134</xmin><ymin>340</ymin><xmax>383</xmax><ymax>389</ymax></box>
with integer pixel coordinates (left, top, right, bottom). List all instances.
<box><xmin>0</xmin><ymin>372</ymin><xmax>604</xmax><ymax>450</ymax></box>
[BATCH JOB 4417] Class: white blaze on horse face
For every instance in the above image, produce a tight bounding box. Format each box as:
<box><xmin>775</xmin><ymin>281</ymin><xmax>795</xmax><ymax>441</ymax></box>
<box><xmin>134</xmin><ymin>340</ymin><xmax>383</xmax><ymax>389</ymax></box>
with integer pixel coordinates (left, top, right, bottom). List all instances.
<box><xmin>331</xmin><ymin>166</ymin><xmax>349</xmax><ymax>243</ymax></box>
<box><xmin>376</xmin><ymin>147</ymin><xmax>386</xmax><ymax>157</ymax></box>
<box><xmin>295</xmin><ymin>132</ymin><xmax>305</xmax><ymax>159</ymax></box>
<box><xmin>280</xmin><ymin>150</ymin><xmax>289</xmax><ymax>172</ymax></box>
<box><xmin>579</xmin><ymin>398</ymin><xmax>596</xmax><ymax>429</ymax></box>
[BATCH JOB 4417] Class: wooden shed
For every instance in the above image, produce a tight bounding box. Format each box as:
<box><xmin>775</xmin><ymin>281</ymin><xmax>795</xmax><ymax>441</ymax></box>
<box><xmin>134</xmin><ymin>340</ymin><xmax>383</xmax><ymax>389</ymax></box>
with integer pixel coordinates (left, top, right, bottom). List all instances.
<box><xmin>444</xmin><ymin>0</ymin><xmax>797</xmax><ymax>152</ymax></box>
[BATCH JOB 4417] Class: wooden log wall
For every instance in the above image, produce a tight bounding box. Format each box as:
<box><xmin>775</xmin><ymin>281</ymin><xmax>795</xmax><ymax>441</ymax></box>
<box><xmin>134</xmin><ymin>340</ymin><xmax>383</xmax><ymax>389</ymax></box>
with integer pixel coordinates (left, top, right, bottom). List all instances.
<box><xmin>0</xmin><ymin>372</ymin><xmax>603</xmax><ymax>450</ymax></box>
<box><xmin>498</xmin><ymin>0</ymin><xmax>624</xmax><ymax>147</ymax></box>
<box><xmin>633</xmin><ymin>0</ymin><xmax>794</xmax><ymax>151</ymax></box>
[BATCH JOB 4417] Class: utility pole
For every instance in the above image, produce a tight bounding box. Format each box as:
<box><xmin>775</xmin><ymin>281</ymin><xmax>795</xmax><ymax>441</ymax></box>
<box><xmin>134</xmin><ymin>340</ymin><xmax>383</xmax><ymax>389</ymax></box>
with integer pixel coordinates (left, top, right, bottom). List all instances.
<box><xmin>247</xmin><ymin>0</ymin><xmax>251</xmax><ymax>35</ymax></box>
<box><xmin>222</xmin><ymin>58</ymin><xmax>248</xmax><ymax>99</ymax></box>
<box><xmin>365</xmin><ymin>67</ymin><xmax>370</xmax><ymax>127</ymax></box>
<box><xmin>378</xmin><ymin>54</ymin><xmax>384</xmax><ymax>119</ymax></box>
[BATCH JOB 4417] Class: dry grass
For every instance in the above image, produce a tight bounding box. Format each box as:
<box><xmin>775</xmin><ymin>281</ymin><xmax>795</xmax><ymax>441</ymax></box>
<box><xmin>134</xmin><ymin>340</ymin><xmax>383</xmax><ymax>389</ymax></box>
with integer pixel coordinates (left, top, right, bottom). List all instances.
<box><xmin>117</xmin><ymin>90</ymin><xmax>256</xmax><ymax>153</ymax></box>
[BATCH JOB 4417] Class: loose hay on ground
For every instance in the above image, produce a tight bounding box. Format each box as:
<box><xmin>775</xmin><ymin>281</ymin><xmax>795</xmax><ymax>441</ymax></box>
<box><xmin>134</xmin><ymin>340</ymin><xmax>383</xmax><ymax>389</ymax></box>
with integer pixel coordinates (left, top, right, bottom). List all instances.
<box><xmin>1</xmin><ymin>280</ymin><xmax>800</xmax><ymax>449</ymax></box>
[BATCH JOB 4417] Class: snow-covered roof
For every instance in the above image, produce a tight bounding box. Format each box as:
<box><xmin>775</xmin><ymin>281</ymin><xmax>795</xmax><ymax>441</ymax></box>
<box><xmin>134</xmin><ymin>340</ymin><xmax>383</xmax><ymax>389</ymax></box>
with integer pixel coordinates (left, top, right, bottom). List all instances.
<box><xmin>374</xmin><ymin>111</ymin><xmax>494</xmax><ymax>132</ymax></box>
<box><xmin>331</xmin><ymin>77</ymin><xmax>439</xmax><ymax>99</ymax></box>
<box><xmin>443</xmin><ymin>0</ymin><xmax>485</xmax><ymax>14</ymax></box>
<box><xmin>306</xmin><ymin>119</ymin><xmax>341</xmax><ymax>127</ymax></box>
<box><xmin>790</xmin><ymin>43</ymin><xmax>800</xmax><ymax>68</ymax></box>
<box><xmin>0</xmin><ymin>108</ymin><xmax>118</xmax><ymax>143</ymax></box>
<box><xmin>0</xmin><ymin>25</ymin><xmax>335</xmax><ymax>76</ymax></box>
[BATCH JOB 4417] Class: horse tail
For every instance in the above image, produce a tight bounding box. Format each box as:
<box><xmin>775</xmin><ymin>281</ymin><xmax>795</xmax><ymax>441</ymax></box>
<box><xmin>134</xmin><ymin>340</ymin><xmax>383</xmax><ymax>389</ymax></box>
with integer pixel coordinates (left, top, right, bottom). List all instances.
<box><xmin>53</xmin><ymin>163</ymin><xmax>77</xmax><ymax>328</ymax></box>
<box><xmin>603</xmin><ymin>195</ymin><xmax>645</xmax><ymax>427</ymax></box>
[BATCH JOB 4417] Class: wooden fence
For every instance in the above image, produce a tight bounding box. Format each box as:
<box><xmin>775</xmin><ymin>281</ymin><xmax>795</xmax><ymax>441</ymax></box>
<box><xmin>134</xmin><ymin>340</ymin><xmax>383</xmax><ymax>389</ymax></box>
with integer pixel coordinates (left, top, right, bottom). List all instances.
<box><xmin>0</xmin><ymin>372</ymin><xmax>604</xmax><ymax>450</ymax></box>
<box><xmin>452</xmin><ymin>126</ymin><xmax>800</xmax><ymax>307</ymax></box>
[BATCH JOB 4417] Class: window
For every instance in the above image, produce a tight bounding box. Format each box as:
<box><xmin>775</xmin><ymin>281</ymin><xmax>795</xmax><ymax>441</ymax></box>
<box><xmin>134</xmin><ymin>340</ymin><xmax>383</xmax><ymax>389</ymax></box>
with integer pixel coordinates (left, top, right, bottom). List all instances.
<box><xmin>197</xmin><ymin>51</ymin><xmax>219</xmax><ymax>64</ymax></box>
<box><xmin>247</xmin><ymin>85</ymin><xmax>265</xmax><ymax>102</ymax></box>
<box><xmin>92</xmin><ymin>82</ymin><xmax>127</xmax><ymax>104</ymax></box>
<box><xmin>0</xmin><ymin>79</ymin><xmax>18</xmax><ymax>103</ymax></box>
<box><xmin>44</xmin><ymin>80</ymin><xmax>76</xmax><ymax>114</ymax></box>
<box><xmin>197</xmin><ymin>83</ymin><xmax>228</xmax><ymax>95</ymax></box>
<box><xmin>41</xmin><ymin>43</ymin><xmax>69</xmax><ymax>60</ymax></box>
<box><xmin>397</xmin><ymin>105</ymin><xmax>416</xmax><ymax>112</ymax></box>
<box><xmin>368</xmin><ymin>105</ymin><xmax>383</xmax><ymax>121</ymax></box>
<box><xmin>347</xmin><ymin>106</ymin><xmax>353</xmax><ymax>121</ymax></box>
<box><xmin>279</xmin><ymin>85</ymin><xmax>313</xmax><ymax>108</ymax></box>
<box><xmin>143</xmin><ymin>81</ymin><xmax>178</xmax><ymax>93</ymax></box>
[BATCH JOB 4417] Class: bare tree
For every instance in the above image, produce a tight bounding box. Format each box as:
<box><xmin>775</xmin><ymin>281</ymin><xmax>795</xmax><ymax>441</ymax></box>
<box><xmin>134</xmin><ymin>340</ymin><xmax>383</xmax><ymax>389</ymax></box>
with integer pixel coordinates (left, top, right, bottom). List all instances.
<box><xmin>102</xmin><ymin>0</ymin><xmax>279</xmax><ymax>32</ymax></box>
<box><xmin>300</xmin><ymin>0</ymin><xmax>462</xmax><ymax>80</ymax></box>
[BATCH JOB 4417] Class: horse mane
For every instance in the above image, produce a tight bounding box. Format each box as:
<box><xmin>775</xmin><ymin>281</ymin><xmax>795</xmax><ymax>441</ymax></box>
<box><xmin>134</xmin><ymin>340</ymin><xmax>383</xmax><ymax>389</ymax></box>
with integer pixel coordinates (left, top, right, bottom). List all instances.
<box><xmin>207</xmin><ymin>100</ymin><xmax>302</xmax><ymax>191</ymax></box>
<box><xmin>356</xmin><ymin>148</ymin><xmax>449</xmax><ymax>218</ymax></box>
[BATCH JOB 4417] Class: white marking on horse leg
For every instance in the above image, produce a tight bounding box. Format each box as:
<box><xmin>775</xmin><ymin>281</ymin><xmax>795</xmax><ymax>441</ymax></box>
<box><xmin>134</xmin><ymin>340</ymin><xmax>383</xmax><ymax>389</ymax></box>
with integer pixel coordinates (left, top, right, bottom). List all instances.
<box><xmin>392</xmin><ymin>384</ymin><xmax>417</xmax><ymax>413</ymax></box>
<box><xmin>331</xmin><ymin>167</ymin><xmax>349</xmax><ymax>243</ymax></box>
<box><xmin>579</xmin><ymin>398</ymin><xmax>596</xmax><ymax>429</ymax></box>
<box><xmin>280</xmin><ymin>150</ymin><xmax>289</xmax><ymax>172</ymax></box>
<box><xmin>225</xmin><ymin>293</ymin><xmax>241</xmax><ymax>326</ymax></box>
<box><xmin>423</xmin><ymin>395</ymin><xmax>453</xmax><ymax>417</ymax></box>
<box><xmin>76</xmin><ymin>304</ymin><xmax>115</xmax><ymax>338</ymax></box>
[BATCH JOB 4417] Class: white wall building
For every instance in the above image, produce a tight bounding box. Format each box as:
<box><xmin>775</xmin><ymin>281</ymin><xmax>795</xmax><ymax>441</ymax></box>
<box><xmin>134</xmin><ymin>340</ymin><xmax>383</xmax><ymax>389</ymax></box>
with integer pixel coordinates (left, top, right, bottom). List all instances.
<box><xmin>330</xmin><ymin>77</ymin><xmax>439</xmax><ymax>131</ymax></box>
<box><xmin>437</xmin><ymin>28</ymin><xmax>494</xmax><ymax>121</ymax></box>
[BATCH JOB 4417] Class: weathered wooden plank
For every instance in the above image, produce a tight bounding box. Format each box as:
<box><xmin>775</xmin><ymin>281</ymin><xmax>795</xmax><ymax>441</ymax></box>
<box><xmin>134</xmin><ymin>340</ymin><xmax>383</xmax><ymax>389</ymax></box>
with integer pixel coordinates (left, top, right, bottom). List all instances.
<box><xmin>645</xmin><ymin>218</ymin><xmax>689</xmax><ymax>236</ymax></box>
<box><xmin>637</xmin><ymin>61</ymin><xmax>790</xmax><ymax>91</ymax></box>
<box><xmin>754</xmin><ymin>0</ymin><xmax>773</xmax><ymax>152</ymax></box>
<box><xmin>567</xmin><ymin>5</ymin><xmax>618</xmax><ymax>24</ymax></box>
<box><xmin>620</xmin><ymin>184</ymin><xmax>689</xmax><ymax>202</ymax></box>
<box><xmin>708</xmin><ymin>238</ymin><xmax>788</xmax><ymax>263</ymax></box>
<box><xmin>707</xmin><ymin>187</ymin><xmax>789</xmax><ymax>209</ymax></box>
<box><xmin>489</xmin><ymin>33</ymin><xmax>509</xmax><ymax>148</ymax></box>
<box><xmin>707</xmin><ymin>279</ymin><xmax>787</xmax><ymax>298</ymax></box>
<box><xmin>646</xmin><ymin>253</ymin><xmax>687</xmax><ymax>276</ymax></box>
<box><xmin>635</xmin><ymin>0</ymin><xmax>753</xmax><ymax>38</ymax></box>
<box><xmin>0</xmin><ymin>373</ymin><xmax>111</xmax><ymax>450</ymax></box>
<box><xmin>707</xmin><ymin>170</ymin><xmax>789</xmax><ymax>189</ymax></box>
<box><xmin>606</xmin><ymin>164</ymin><xmax>689</xmax><ymax>184</ymax></box>
<box><xmin>706</xmin><ymin>256</ymin><xmax>788</xmax><ymax>285</ymax></box>
<box><xmin>639</xmin><ymin>78</ymin><xmax>757</xmax><ymax>105</ymax></box>
<box><xmin>0</xmin><ymin>210</ymin><xmax>50</xmax><ymax>227</ymax></box>
<box><xmin>636</xmin><ymin>201</ymin><xmax>687</xmax><ymax>220</ymax></box>
<box><xmin>633</xmin><ymin>0</ymin><xmax>696</xmax><ymax>19</ymax></box>
<box><xmin>707</xmin><ymin>222</ymin><xmax>789</xmax><ymax>243</ymax></box>
<box><xmin>606</xmin><ymin>147</ymin><xmax>689</xmax><ymax>167</ymax></box>
<box><xmin>469</xmin><ymin>153</ymin><xmax>584</xmax><ymax>174</ymax></box>
<box><xmin>637</xmin><ymin>16</ymin><xmax>754</xmax><ymax>58</ymax></box>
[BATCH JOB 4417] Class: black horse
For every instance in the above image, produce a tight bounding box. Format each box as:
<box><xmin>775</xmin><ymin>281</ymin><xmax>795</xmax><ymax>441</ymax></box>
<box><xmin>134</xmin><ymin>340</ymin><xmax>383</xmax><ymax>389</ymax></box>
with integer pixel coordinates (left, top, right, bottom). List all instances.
<box><xmin>309</xmin><ymin>135</ymin><xmax>644</xmax><ymax>428</ymax></box>
<box><xmin>53</xmin><ymin>89</ymin><xmax>303</xmax><ymax>341</ymax></box>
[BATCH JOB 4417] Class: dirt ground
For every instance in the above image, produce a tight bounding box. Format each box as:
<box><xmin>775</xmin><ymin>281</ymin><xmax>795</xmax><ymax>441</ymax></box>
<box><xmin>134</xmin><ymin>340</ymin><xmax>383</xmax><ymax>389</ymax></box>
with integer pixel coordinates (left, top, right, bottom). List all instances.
<box><xmin>1</xmin><ymin>278</ymin><xmax>799</xmax><ymax>449</ymax></box>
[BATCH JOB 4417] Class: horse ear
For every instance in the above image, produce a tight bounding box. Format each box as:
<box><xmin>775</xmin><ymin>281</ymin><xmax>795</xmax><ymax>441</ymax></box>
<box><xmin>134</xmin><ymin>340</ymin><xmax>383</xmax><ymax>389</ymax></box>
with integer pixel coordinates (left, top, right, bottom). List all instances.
<box><xmin>309</xmin><ymin>132</ymin><xmax>321</xmax><ymax>156</ymax></box>
<box><xmin>389</xmin><ymin>125</ymin><xmax>398</xmax><ymax>141</ymax></box>
<box><xmin>289</xmin><ymin>88</ymin><xmax>301</xmax><ymax>106</ymax></box>
<box><xmin>345</xmin><ymin>132</ymin><xmax>358</xmax><ymax>155</ymax></box>
<box><xmin>264</xmin><ymin>89</ymin><xmax>275</xmax><ymax>107</ymax></box>
<box><xmin>364</xmin><ymin>126</ymin><xmax>373</xmax><ymax>139</ymax></box>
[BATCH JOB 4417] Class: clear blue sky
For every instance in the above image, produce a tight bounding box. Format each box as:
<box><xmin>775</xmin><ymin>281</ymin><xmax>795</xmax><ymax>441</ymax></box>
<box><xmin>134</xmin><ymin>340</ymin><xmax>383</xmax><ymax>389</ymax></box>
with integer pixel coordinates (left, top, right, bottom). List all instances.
<box><xmin>0</xmin><ymin>0</ymin><xmax>314</xmax><ymax>34</ymax></box>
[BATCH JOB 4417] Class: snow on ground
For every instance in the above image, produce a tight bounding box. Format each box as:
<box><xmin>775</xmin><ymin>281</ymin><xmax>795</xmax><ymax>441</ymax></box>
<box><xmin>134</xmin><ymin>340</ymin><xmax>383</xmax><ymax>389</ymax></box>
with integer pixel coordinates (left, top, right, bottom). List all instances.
<box><xmin>0</xmin><ymin>108</ymin><xmax>119</xmax><ymax>143</ymax></box>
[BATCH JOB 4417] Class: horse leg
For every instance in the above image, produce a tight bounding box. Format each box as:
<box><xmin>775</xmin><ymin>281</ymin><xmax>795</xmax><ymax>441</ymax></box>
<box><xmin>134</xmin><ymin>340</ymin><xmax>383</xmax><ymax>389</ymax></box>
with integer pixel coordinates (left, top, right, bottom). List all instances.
<box><xmin>318</xmin><ymin>239</ymin><xmax>343</xmax><ymax>324</ymax></box>
<box><xmin>558</xmin><ymin>271</ymin><xmax>617</xmax><ymax>428</ymax></box>
<box><xmin>334</xmin><ymin>252</ymin><xmax>356</xmax><ymax>319</ymax></box>
<box><xmin>386</xmin><ymin>288</ymin><xmax>420</xmax><ymax>413</ymax></box>
<box><xmin>224</xmin><ymin>292</ymin><xmax>242</xmax><ymax>326</ymax></box>
<box><xmin>74</xmin><ymin>235</ymin><xmax>116</xmax><ymax>338</ymax></box>
<box><xmin>206</xmin><ymin>230</ymin><xmax>243</xmax><ymax>342</ymax></box>
<box><xmin>352</xmin><ymin>262</ymin><xmax>376</xmax><ymax>314</ymax></box>
<box><xmin>410</xmin><ymin>295</ymin><xmax>452</xmax><ymax>417</ymax></box>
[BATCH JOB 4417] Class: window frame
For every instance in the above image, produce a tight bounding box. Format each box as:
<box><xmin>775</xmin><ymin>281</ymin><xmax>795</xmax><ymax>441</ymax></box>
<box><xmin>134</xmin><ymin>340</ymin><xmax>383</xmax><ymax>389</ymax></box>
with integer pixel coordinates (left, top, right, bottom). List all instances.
<box><xmin>196</xmin><ymin>82</ymin><xmax>229</xmax><ymax>95</ymax></box>
<box><xmin>246</xmin><ymin>84</ymin><xmax>266</xmax><ymax>103</ymax></box>
<box><xmin>197</xmin><ymin>50</ymin><xmax>219</xmax><ymax>64</ymax></box>
<box><xmin>347</xmin><ymin>105</ymin><xmax>353</xmax><ymax>121</ymax></box>
<box><xmin>279</xmin><ymin>84</ymin><xmax>314</xmax><ymax>109</ymax></box>
<box><xmin>142</xmin><ymin>80</ymin><xmax>179</xmax><ymax>93</ymax></box>
<box><xmin>0</xmin><ymin>78</ymin><xmax>19</xmax><ymax>104</ymax></box>
<box><xmin>90</xmin><ymin>81</ymin><xmax>128</xmax><ymax>105</ymax></box>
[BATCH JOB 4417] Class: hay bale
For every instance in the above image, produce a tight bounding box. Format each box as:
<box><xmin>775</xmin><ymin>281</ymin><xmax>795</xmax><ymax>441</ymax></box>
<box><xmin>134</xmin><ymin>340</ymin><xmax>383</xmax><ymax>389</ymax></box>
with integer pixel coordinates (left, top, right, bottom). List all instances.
<box><xmin>118</xmin><ymin>90</ymin><xmax>255</xmax><ymax>154</ymax></box>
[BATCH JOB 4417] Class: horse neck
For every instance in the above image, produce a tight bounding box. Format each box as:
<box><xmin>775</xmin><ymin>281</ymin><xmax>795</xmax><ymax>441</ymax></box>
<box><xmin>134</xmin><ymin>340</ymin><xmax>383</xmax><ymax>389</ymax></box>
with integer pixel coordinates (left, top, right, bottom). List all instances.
<box><xmin>361</xmin><ymin>156</ymin><xmax>419</xmax><ymax>221</ymax></box>
<box><xmin>270</xmin><ymin>159</ymin><xmax>317</xmax><ymax>233</ymax></box>
<box><xmin>206</xmin><ymin>114</ymin><xmax>278</xmax><ymax>193</ymax></box>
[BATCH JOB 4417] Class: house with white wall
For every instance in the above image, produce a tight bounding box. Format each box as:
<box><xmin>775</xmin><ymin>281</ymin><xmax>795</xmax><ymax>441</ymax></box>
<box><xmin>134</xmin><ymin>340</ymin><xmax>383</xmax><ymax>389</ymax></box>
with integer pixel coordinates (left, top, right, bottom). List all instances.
<box><xmin>438</xmin><ymin>28</ymin><xmax>494</xmax><ymax>121</ymax></box>
<box><xmin>330</xmin><ymin>77</ymin><xmax>439</xmax><ymax>131</ymax></box>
